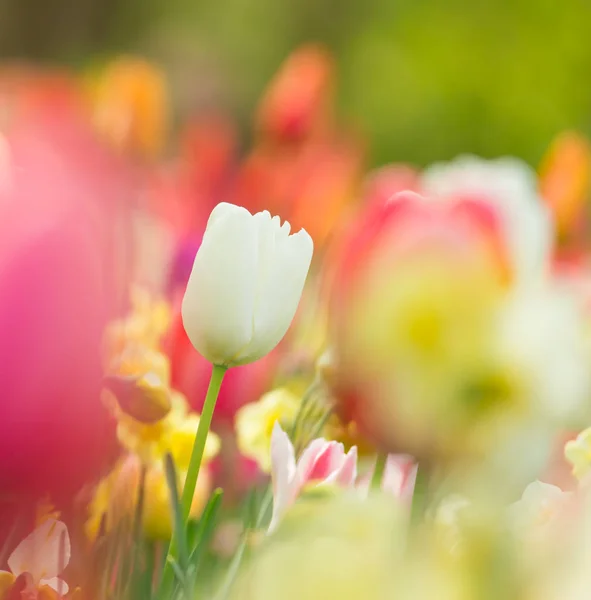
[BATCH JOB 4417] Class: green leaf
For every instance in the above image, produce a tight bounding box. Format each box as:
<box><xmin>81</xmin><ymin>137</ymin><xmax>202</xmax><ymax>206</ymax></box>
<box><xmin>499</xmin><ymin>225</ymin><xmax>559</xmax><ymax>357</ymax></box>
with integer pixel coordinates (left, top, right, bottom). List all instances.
<box><xmin>130</xmin><ymin>542</ymin><xmax>155</xmax><ymax>600</ymax></box>
<box><xmin>164</xmin><ymin>453</ymin><xmax>189</xmax><ymax>573</ymax></box>
<box><xmin>168</xmin><ymin>557</ymin><xmax>187</xmax><ymax>588</ymax></box>
<box><xmin>190</xmin><ymin>488</ymin><xmax>223</xmax><ymax>568</ymax></box>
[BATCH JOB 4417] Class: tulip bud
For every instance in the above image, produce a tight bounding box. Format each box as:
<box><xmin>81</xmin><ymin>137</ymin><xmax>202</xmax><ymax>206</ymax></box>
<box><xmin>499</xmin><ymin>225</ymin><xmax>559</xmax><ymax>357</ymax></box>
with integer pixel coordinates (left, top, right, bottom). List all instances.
<box><xmin>182</xmin><ymin>203</ymin><xmax>313</xmax><ymax>367</ymax></box>
<box><xmin>103</xmin><ymin>373</ymin><xmax>172</xmax><ymax>424</ymax></box>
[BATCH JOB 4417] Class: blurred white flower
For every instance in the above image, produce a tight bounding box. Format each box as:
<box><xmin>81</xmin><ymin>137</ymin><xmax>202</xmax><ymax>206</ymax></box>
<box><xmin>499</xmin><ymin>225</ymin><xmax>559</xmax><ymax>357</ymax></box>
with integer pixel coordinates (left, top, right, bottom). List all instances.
<box><xmin>182</xmin><ymin>203</ymin><xmax>313</xmax><ymax>367</ymax></box>
<box><xmin>495</xmin><ymin>284</ymin><xmax>590</xmax><ymax>426</ymax></box>
<box><xmin>0</xmin><ymin>519</ymin><xmax>70</xmax><ymax>596</ymax></box>
<box><xmin>422</xmin><ymin>155</ymin><xmax>552</xmax><ymax>283</ymax></box>
<box><xmin>510</xmin><ymin>480</ymin><xmax>571</xmax><ymax>533</ymax></box>
<box><xmin>357</xmin><ymin>455</ymin><xmax>417</xmax><ymax>505</ymax></box>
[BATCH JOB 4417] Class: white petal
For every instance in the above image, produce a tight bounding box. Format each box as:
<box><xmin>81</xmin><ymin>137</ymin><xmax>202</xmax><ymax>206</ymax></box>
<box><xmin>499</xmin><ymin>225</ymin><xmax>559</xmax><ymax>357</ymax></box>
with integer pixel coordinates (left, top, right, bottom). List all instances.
<box><xmin>422</xmin><ymin>155</ymin><xmax>553</xmax><ymax>283</ymax></box>
<box><xmin>181</xmin><ymin>203</ymin><xmax>258</xmax><ymax>365</ymax></box>
<box><xmin>41</xmin><ymin>577</ymin><xmax>69</xmax><ymax>595</ymax></box>
<box><xmin>268</xmin><ymin>422</ymin><xmax>297</xmax><ymax>533</ymax></box>
<box><xmin>8</xmin><ymin>519</ymin><xmax>70</xmax><ymax>583</ymax></box>
<box><xmin>234</xmin><ymin>223</ymin><xmax>313</xmax><ymax>365</ymax></box>
<box><xmin>496</xmin><ymin>285</ymin><xmax>590</xmax><ymax>425</ymax></box>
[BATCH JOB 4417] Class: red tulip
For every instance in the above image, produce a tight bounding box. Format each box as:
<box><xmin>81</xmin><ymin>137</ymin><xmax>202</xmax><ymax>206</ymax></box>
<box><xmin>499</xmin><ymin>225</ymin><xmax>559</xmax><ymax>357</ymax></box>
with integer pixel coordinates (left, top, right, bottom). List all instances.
<box><xmin>256</xmin><ymin>45</ymin><xmax>334</xmax><ymax>144</ymax></box>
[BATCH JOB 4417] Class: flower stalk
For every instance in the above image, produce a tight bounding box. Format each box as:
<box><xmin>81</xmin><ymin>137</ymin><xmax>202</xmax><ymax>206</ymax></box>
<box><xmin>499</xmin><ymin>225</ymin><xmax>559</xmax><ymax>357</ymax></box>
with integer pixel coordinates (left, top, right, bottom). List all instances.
<box><xmin>158</xmin><ymin>363</ymin><xmax>227</xmax><ymax>599</ymax></box>
<box><xmin>180</xmin><ymin>363</ymin><xmax>227</xmax><ymax>521</ymax></box>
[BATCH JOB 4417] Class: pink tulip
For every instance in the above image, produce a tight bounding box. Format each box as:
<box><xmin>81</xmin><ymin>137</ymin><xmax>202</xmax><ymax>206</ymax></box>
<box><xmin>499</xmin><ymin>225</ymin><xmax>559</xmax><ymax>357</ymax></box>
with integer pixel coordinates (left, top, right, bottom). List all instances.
<box><xmin>358</xmin><ymin>455</ymin><xmax>417</xmax><ymax>505</ymax></box>
<box><xmin>269</xmin><ymin>423</ymin><xmax>357</xmax><ymax>531</ymax></box>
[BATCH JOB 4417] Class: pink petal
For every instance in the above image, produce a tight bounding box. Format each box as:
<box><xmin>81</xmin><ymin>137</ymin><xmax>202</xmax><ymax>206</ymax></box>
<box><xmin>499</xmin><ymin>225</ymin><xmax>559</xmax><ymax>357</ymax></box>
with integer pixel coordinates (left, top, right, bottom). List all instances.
<box><xmin>8</xmin><ymin>520</ymin><xmax>70</xmax><ymax>583</ymax></box>
<box><xmin>306</xmin><ymin>445</ymin><xmax>336</xmax><ymax>482</ymax></box>
<box><xmin>295</xmin><ymin>438</ymin><xmax>331</xmax><ymax>484</ymax></box>
<box><xmin>332</xmin><ymin>446</ymin><xmax>358</xmax><ymax>487</ymax></box>
<box><xmin>382</xmin><ymin>455</ymin><xmax>417</xmax><ymax>503</ymax></box>
<box><xmin>398</xmin><ymin>459</ymin><xmax>418</xmax><ymax>502</ymax></box>
<box><xmin>269</xmin><ymin>422</ymin><xmax>297</xmax><ymax>532</ymax></box>
<box><xmin>298</xmin><ymin>438</ymin><xmax>329</xmax><ymax>479</ymax></box>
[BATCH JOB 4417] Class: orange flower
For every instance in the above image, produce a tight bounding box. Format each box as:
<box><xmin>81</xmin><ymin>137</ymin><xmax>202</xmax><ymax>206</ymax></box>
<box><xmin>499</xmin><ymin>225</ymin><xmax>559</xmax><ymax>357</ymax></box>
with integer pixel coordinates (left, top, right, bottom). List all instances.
<box><xmin>256</xmin><ymin>45</ymin><xmax>334</xmax><ymax>144</ymax></box>
<box><xmin>89</xmin><ymin>56</ymin><xmax>168</xmax><ymax>158</ymax></box>
<box><xmin>539</xmin><ymin>132</ymin><xmax>591</xmax><ymax>243</ymax></box>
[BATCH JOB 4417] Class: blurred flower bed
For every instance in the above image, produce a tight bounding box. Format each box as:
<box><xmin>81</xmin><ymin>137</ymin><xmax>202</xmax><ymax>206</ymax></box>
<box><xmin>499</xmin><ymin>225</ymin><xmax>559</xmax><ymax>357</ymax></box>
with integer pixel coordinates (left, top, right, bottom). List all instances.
<box><xmin>2</xmin><ymin>44</ymin><xmax>591</xmax><ymax>600</ymax></box>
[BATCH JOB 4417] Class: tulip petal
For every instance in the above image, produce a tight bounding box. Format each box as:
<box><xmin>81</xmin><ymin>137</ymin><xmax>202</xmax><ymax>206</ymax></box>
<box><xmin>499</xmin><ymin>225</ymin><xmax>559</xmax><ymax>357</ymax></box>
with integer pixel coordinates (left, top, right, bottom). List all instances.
<box><xmin>41</xmin><ymin>577</ymin><xmax>69</xmax><ymax>595</ymax></box>
<box><xmin>294</xmin><ymin>438</ymin><xmax>331</xmax><ymax>486</ymax></box>
<box><xmin>331</xmin><ymin>446</ymin><xmax>358</xmax><ymax>487</ymax></box>
<box><xmin>269</xmin><ymin>422</ymin><xmax>297</xmax><ymax>532</ymax></box>
<box><xmin>234</xmin><ymin>218</ymin><xmax>313</xmax><ymax>365</ymax></box>
<box><xmin>182</xmin><ymin>203</ymin><xmax>258</xmax><ymax>365</ymax></box>
<box><xmin>8</xmin><ymin>520</ymin><xmax>70</xmax><ymax>584</ymax></box>
<box><xmin>306</xmin><ymin>445</ymin><xmax>336</xmax><ymax>482</ymax></box>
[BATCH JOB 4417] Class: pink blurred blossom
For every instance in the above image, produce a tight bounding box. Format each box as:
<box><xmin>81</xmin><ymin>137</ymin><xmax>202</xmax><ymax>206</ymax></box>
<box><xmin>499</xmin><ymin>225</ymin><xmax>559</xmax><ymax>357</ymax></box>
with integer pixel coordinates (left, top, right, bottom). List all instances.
<box><xmin>269</xmin><ymin>423</ymin><xmax>357</xmax><ymax>532</ymax></box>
<box><xmin>0</xmin><ymin>103</ymin><xmax>132</xmax><ymax>520</ymax></box>
<box><xmin>358</xmin><ymin>455</ymin><xmax>417</xmax><ymax>505</ymax></box>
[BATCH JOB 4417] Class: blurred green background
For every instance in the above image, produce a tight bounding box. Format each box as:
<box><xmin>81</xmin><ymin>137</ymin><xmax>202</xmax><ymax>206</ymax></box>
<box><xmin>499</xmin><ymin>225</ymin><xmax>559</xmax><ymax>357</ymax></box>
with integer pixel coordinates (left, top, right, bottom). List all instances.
<box><xmin>2</xmin><ymin>0</ymin><xmax>591</xmax><ymax>166</ymax></box>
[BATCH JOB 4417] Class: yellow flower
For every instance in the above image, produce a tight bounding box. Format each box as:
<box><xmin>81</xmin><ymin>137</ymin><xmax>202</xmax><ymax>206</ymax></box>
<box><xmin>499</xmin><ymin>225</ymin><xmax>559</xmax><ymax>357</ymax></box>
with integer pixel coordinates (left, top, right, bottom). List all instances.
<box><xmin>142</xmin><ymin>462</ymin><xmax>212</xmax><ymax>540</ymax></box>
<box><xmin>109</xmin><ymin>344</ymin><xmax>171</xmax><ymax>384</ymax></box>
<box><xmin>116</xmin><ymin>391</ymin><xmax>220</xmax><ymax>466</ymax></box>
<box><xmin>565</xmin><ymin>428</ymin><xmax>591</xmax><ymax>480</ymax></box>
<box><xmin>103</xmin><ymin>287</ymin><xmax>171</xmax><ymax>361</ymax></box>
<box><xmin>235</xmin><ymin>388</ymin><xmax>301</xmax><ymax>472</ymax></box>
<box><xmin>87</xmin><ymin>57</ymin><xmax>168</xmax><ymax>158</ymax></box>
<box><xmin>85</xmin><ymin>456</ymin><xmax>140</xmax><ymax>541</ymax></box>
<box><xmin>166</xmin><ymin>413</ymin><xmax>221</xmax><ymax>471</ymax></box>
<box><xmin>86</xmin><ymin>455</ymin><xmax>212</xmax><ymax>541</ymax></box>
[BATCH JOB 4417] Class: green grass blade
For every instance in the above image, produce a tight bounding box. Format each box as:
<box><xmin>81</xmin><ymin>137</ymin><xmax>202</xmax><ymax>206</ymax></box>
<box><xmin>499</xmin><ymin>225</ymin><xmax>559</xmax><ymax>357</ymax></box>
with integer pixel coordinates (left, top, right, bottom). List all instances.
<box><xmin>190</xmin><ymin>488</ymin><xmax>223</xmax><ymax>565</ymax></box>
<box><xmin>164</xmin><ymin>453</ymin><xmax>189</xmax><ymax>573</ymax></box>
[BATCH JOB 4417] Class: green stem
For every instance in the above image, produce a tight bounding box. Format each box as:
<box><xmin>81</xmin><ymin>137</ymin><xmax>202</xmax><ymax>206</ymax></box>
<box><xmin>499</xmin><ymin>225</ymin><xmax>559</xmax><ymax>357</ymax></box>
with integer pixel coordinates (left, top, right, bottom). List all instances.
<box><xmin>158</xmin><ymin>363</ymin><xmax>227</xmax><ymax>599</ymax></box>
<box><xmin>180</xmin><ymin>364</ymin><xmax>227</xmax><ymax>521</ymax></box>
<box><xmin>215</xmin><ymin>486</ymin><xmax>273</xmax><ymax>600</ymax></box>
<box><xmin>370</xmin><ymin>453</ymin><xmax>388</xmax><ymax>490</ymax></box>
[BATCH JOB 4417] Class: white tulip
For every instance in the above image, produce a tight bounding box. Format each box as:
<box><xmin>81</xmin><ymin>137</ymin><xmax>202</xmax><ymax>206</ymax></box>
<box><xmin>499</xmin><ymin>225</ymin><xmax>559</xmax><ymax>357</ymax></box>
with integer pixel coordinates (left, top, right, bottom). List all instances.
<box><xmin>182</xmin><ymin>203</ymin><xmax>313</xmax><ymax>367</ymax></box>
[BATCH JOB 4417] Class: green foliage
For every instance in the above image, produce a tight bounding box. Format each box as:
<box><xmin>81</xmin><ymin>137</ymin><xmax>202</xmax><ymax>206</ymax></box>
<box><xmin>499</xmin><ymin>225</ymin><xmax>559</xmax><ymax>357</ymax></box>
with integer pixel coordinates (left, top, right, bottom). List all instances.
<box><xmin>5</xmin><ymin>0</ymin><xmax>591</xmax><ymax>166</ymax></box>
<box><xmin>137</xmin><ymin>0</ymin><xmax>591</xmax><ymax>166</ymax></box>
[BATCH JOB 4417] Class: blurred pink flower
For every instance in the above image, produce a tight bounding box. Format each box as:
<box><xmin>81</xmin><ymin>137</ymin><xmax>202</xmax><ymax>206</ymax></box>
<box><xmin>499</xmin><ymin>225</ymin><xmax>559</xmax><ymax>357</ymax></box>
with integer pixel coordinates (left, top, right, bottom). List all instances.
<box><xmin>269</xmin><ymin>423</ymin><xmax>357</xmax><ymax>532</ymax></box>
<box><xmin>358</xmin><ymin>455</ymin><xmax>417</xmax><ymax>505</ymax></box>
<box><xmin>0</xmin><ymin>103</ymin><xmax>131</xmax><ymax>518</ymax></box>
<box><xmin>362</xmin><ymin>165</ymin><xmax>420</xmax><ymax>208</ymax></box>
